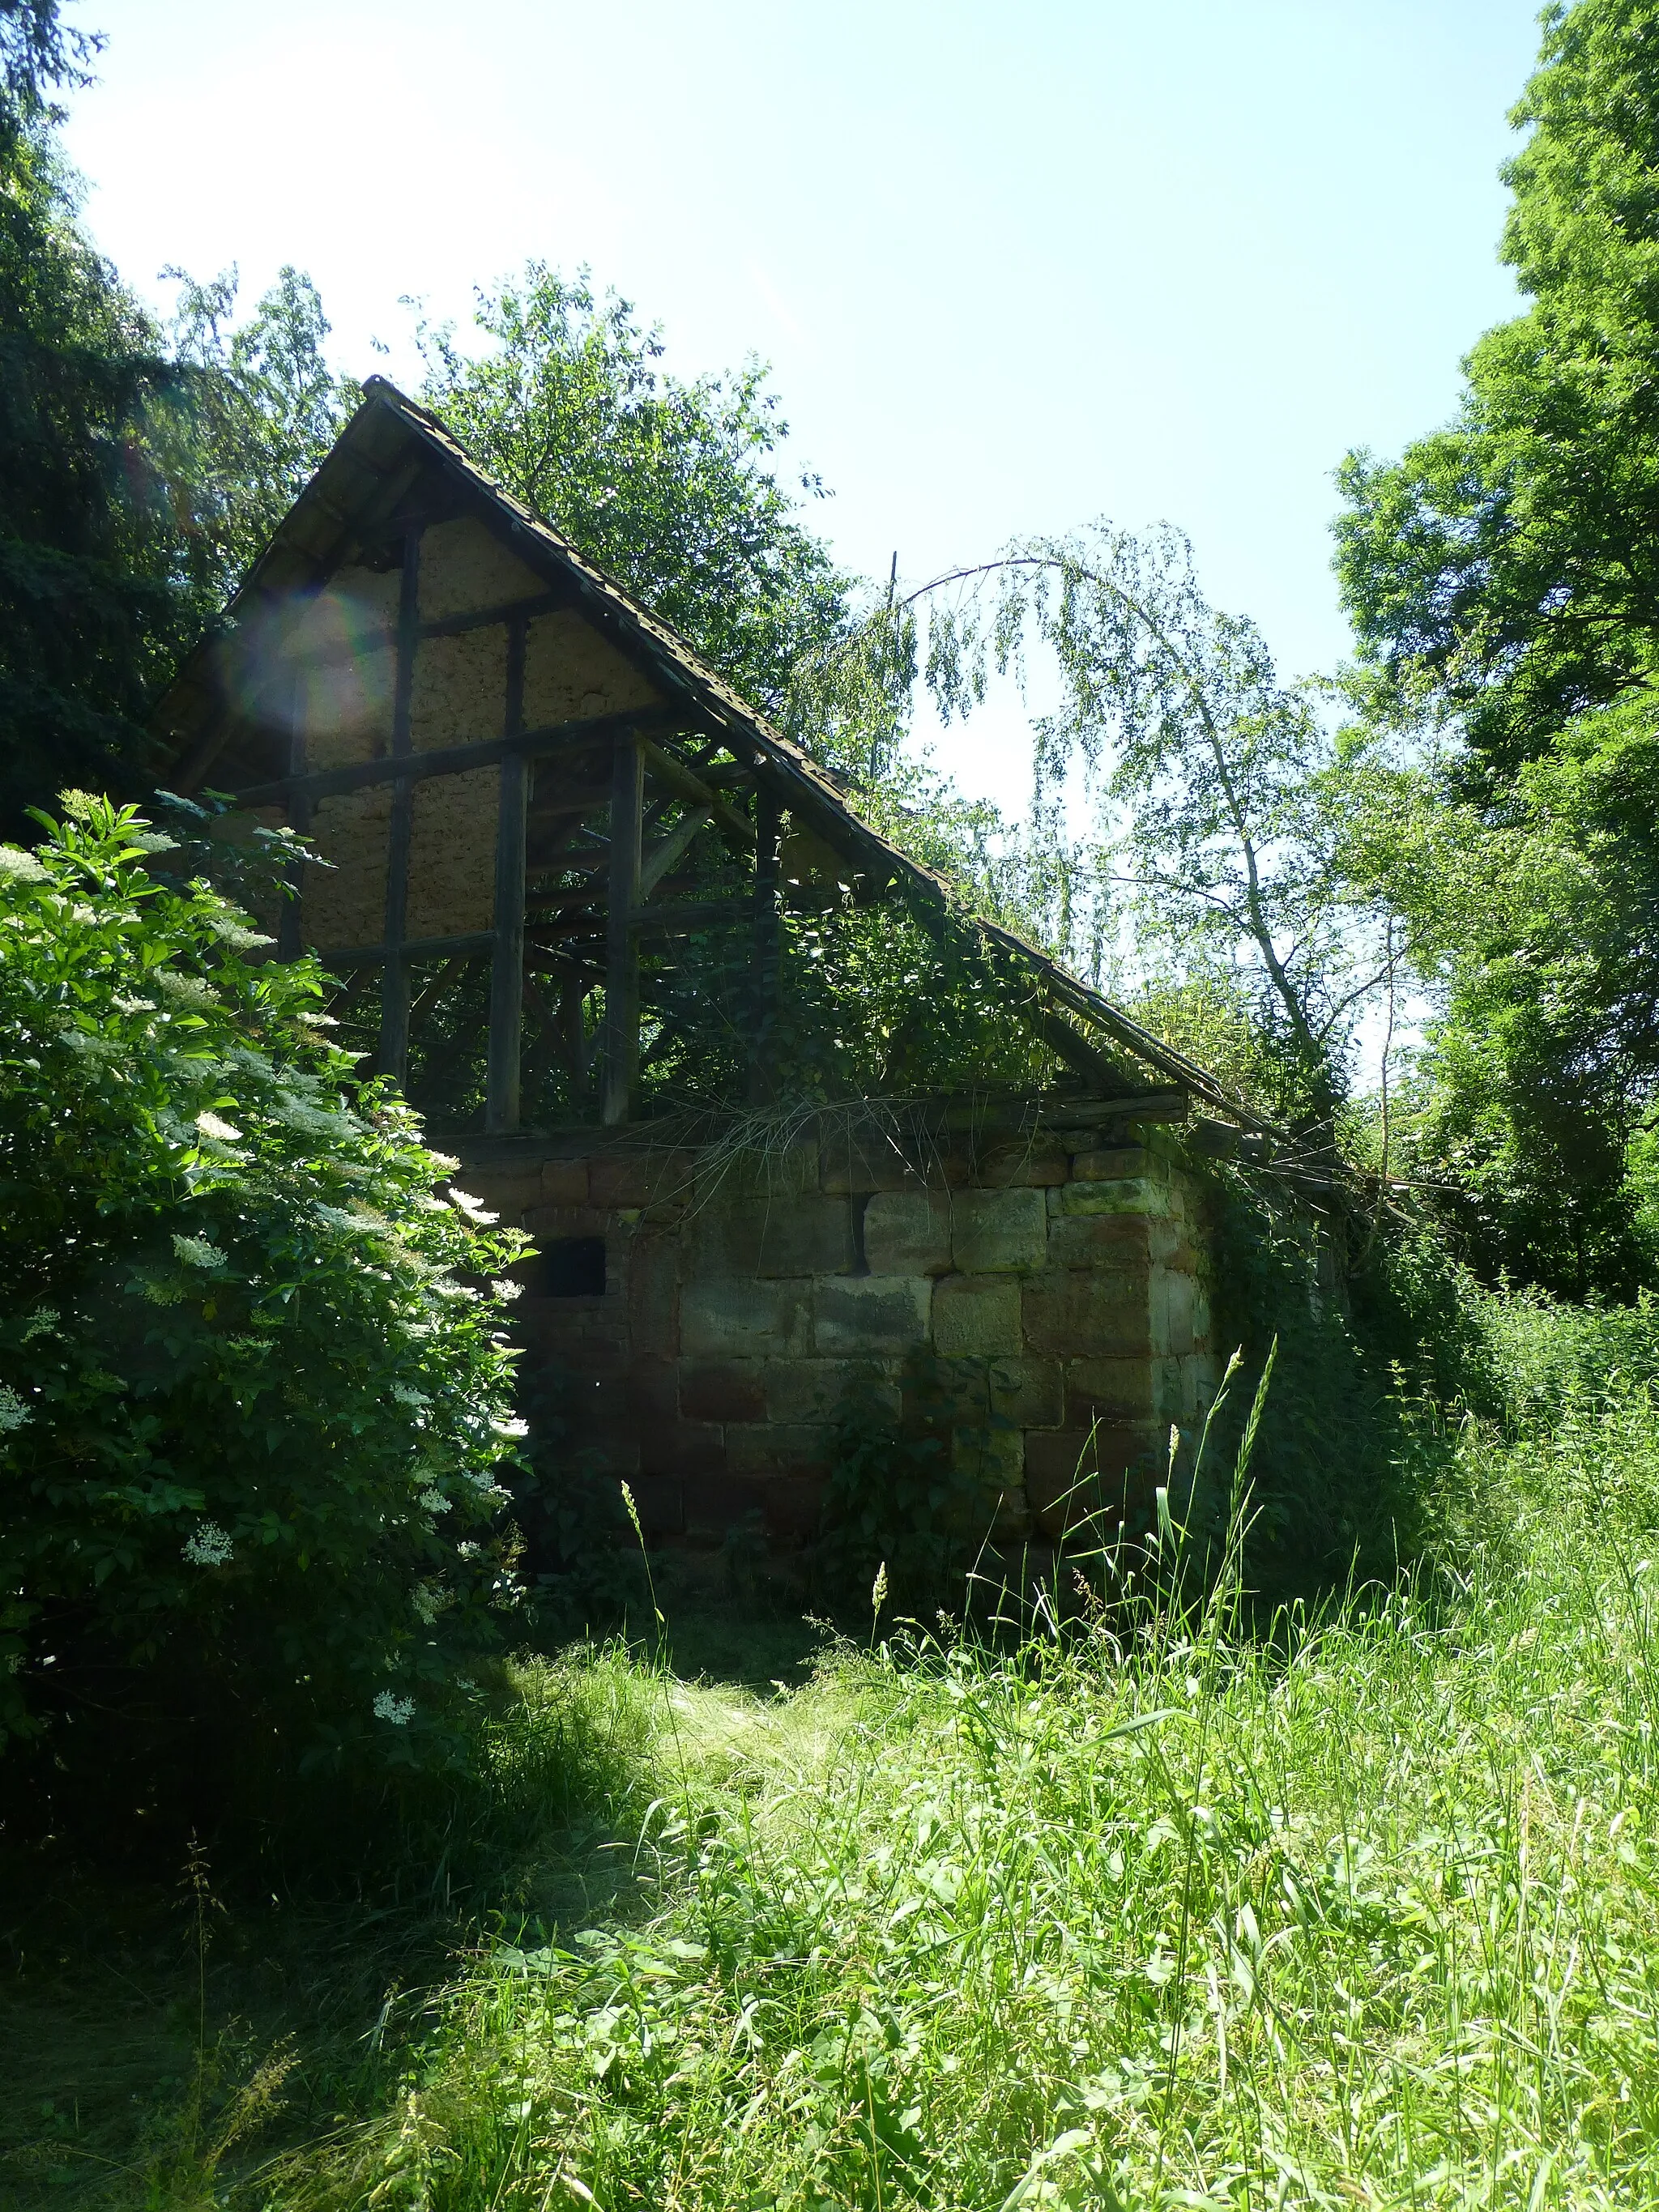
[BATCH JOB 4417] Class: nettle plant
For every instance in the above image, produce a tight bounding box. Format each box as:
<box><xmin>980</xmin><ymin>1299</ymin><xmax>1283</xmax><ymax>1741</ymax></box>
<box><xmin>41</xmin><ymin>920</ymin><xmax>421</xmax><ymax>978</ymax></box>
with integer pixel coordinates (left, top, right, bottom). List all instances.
<box><xmin>0</xmin><ymin>794</ymin><xmax>530</xmax><ymax>1773</ymax></box>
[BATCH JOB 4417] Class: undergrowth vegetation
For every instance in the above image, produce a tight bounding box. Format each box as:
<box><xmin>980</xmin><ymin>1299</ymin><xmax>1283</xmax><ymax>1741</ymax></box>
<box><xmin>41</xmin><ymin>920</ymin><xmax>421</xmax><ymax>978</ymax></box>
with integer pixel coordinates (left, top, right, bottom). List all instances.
<box><xmin>6</xmin><ymin>1300</ymin><xmax>1659</xmax><ymax>2210</ymax></box>
<box><xmin>0</xmin><ymin>798</ymin><xmax>530</xmax><ymax>1828</ymax></box>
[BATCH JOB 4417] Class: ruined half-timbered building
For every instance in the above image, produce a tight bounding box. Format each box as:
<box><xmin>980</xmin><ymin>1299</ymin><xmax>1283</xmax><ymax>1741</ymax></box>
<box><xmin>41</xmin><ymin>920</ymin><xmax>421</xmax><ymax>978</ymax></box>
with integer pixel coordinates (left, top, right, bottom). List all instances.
<box><xmin>151</xmin><ymin>378</ymin><xmax>1270</xmax><ymax>1563</ymax></box>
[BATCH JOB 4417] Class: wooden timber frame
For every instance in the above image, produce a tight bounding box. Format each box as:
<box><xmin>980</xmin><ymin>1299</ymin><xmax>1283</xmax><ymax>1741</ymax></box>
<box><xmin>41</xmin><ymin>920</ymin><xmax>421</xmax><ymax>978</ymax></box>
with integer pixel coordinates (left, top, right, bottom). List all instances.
<box><xmin>147</xmin><ymin>377</ymin><xmax>1280</xmax><ymax>1144</ymax></box>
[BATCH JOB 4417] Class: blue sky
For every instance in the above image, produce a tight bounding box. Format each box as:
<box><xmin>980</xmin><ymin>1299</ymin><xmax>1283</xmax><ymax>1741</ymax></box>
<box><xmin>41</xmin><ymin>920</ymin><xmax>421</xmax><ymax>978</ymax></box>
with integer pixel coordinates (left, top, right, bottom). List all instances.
<box><xmin>62</xmin><ymin>0</ymin><xmax>1542</xmax><ymax>812</ymax></box>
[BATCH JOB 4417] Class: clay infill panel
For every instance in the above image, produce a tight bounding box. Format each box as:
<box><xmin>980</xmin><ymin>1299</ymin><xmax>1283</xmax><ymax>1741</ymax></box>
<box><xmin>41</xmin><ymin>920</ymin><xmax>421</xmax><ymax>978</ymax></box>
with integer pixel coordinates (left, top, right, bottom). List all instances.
<box><xmin>302</xmin><ymin>785</ymin><xmax>393</xmax><ymax>949</ymax></box>
<box><xmin>417</xmin><ymin>517</ymin><xmax>546</xmax><ymax>623</ymax></box>
<box><xmin>523</xmin><ymin>607</ymin><xmax>662</xmax><ymax>727</ymax></box>
<box><xmin>406</xmin><ymin>766</ymin><xmax>501</xmax><ymax>938</ymax></box>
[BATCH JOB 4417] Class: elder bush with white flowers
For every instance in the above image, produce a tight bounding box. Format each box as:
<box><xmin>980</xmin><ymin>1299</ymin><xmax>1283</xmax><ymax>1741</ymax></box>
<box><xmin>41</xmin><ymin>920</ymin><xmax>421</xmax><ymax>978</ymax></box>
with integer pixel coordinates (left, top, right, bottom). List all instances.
<box><xmin>0</xmin><ymin>795</ymin><xmax>531</xmax><ymax>1783</ymax></box>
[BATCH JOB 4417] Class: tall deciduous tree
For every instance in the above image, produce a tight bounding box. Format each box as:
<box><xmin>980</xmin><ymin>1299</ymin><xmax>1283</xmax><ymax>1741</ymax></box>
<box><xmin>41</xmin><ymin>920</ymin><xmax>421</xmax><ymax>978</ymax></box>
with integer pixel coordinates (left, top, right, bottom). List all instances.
<box><xmin>1335</xmin><ymin>0</ymin><xmax>1659</xmax><ymax>777</ymax></box>
<box><xmin>1331</xmin><ymin>0</ymin><xmax>1659</xmax><ymax>1288</ymax></box>
<box><xmin>415</xmin><ymin>268</ymin><xmax>854</xmax><ymax>722</ymax></box>
<box><xmin>0</xmin><ymin>3</ymin><xmax>346</xmax><ymax>835</ymax></box>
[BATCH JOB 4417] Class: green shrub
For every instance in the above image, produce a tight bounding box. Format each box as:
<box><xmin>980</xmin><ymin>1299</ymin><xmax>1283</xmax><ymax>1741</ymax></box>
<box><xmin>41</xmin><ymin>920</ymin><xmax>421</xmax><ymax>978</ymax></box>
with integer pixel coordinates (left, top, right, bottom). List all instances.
<box><xmin>0</xmin><ymin>795</ymin><xmax>530</xmax><ymax>1803</ymax></box>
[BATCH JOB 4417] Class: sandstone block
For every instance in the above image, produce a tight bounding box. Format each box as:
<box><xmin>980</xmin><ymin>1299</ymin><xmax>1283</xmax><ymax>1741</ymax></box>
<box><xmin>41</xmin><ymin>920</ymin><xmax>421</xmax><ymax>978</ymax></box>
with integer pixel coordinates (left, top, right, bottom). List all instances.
<box><xmin>627</xmin><ymin>1353</ymin><xmax>680</xmax><ymax>1426</ymax></box>
<box><xmin>932</xmin><ymin>1273</ymin><xmax>1021</xmax><ymax>1357</ymax></box>
<box><xmin>540</xmin><ymin>1157</ymin><xmax>591</xmax><ymax>1205</ymax></box>
<box><xmin>1045</xmin><ymin>1211</ymin><xmax>1151</xmax><ymax>1272</ymax></box>
<box><xmin>680</xmin><ymin>1360</ymin><xmax>767</xmax><ymax>1425</ymax></box>
<box><xmin>820</xmin><ymin>1128</ymin><xmax>926</xmax><ymax>1195</ymax></box>
<box><xmin>1152</xmin><ymin>1268</ymin><xmax>1205</xmax><ymax>1353</ymax></box>
<box><xmin>681</xmin><ymin>1277</ymin><xmax>810</xmax><ymax>1358</ymax></box>
<box><xmin>627</xmin><ymin>1234</ymin><xmax>679</xmax><ymax>1349</ymax></box>
<box><xmin>951</xmin><ymin>1187</ymin><xmax>1047</xmax><ymax>1273</ymax></box>
<box><xmin>641</xmin><ymin>1419</ymin><xmax>727</xmax><ymax>1479</ymax></box>
<box><xmin>1068</xmin><ymin>1144</ymin><xmax>1162</xmax><ymax>1183</ymax></box>
<box><xmin>976</xmin><ymin>1140</ymin><xmax>1068</xmax><ymax>1187</ymax></box>
<box><xmin>691</xmin><ymin>1194</ymin><xmax>854</xmax><ymax>1279</ymax></box>
<box><xmin>763</xmin><ymin>1358</ymin><xmax>901</xmax><ymax>1425</ymax></box>
<box><xmin>812</xmin><ymin>1275</ymin><xmax>932</xmax><ymax>1354</ymax></box>
<box><xmin>864</xmin><ymin>1190</ymin><xmax>953</xmax><ymax>1276</ymax></box>
<box><xmin>523</xmin><ymin>1202</ymin><xmax>611</xmax><ymax>1242</ymax></box>
<box><xmin>1064</xmin><ymin>1355</ymin><xmax>1156</xmax><ymax>1426</ymax></box>
<box><xmin>726</xmin><ymin>1421</ymin><xmax>835</xmax><ymax>1477</ymax></box>
<box><xmin>1052</xmin><ymin>1176</ymin><xmax>1172</xmax><ymax>1219</ymax></box>
<box><xmin>586</xmin><ymin>1154</ymin><xmax>659</xmax><ymax>1208</ymax></box>
<box><xmin>1022</xmin><ymin>1272</ymin><xmax>1151</xmax><ymax>1357</ymax></box>
<box><xmin>1024</xmin><ymin>1423</ymin><xmax>1153</xmax><ymax>1536</ymax></box>
<box><xmin>951</xmin><ymin>1421</ymin><xmax>1026</xmax><ymax>1490</ymax></box>
<box><xmin>682</xmin><ymin>1474</ymin><xmax>770</xmax><ymax>1542</ymax></box>
<box><xmin>910</xmin><ymin>1358</ymin><xmax>990</xmax><ymax>1425</ymax></box>
<box><xmin>987</xmin><ymin>1356</ymin><xmax>1064</xmax><ymax>1429</ymax></box>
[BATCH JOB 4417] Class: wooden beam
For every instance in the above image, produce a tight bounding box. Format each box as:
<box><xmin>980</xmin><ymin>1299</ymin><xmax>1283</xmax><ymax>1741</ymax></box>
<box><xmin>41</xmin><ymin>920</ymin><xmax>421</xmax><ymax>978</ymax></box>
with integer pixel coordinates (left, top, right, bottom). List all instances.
<box><xmin>316</xmin><ymin>929</ymin><xmax>496</xmax><ymax>970</ymax></box>
<box><xmin>560</xmin><ymin>971</ymin><xmax>589</xmax><ymax>1104</ymax></box>
<box><xmin>486</xmin><ymin>616</ymin><xmax>530</xmax><ymax>1135</ymax></box>
<box><xmin>602</xmin><ymin>727</ymin><xmax>643</xmax><ymax>1126</ymax></box>
<box><xmin>276</xmin><ymin>673</ymin><xmax>309</xmax><ymax>961</ymax></box>
<box><xmin>420</xmin><ymin>590</ymin><xmax>561</xmax><ymax>641</ymax></box>
<box><xmin>1030</xmin><ymin>1000</ymin><xmax>1128</xmax><ymax>1092</ymax></box>
<box><xmin>748</xmin><ymin>784</ymin><xmax>783</xmax><ymax>1103</ymax></box>
<box><xmin>228</xmin><ymin>704</ymin><xmax>683</xmax><ymax>810</ymax></box>
<box><xmin>629</xmin><ymin>898</ymin><xmax>748</xmax><ymax>932</ymax></box>
<box><xmin>639</xmin><ymin>807</ymin><xmax>712</xmax><ymax>900</ymax></box>
<box><xmin>377</xmin><ymin>526</ymin><xmax>422</xmax><ymax>1084</ymax></box>
<box><xmin>637</xmin><ymin>737</ymin><xmax>755</xmax><ymax>848</ymax></box>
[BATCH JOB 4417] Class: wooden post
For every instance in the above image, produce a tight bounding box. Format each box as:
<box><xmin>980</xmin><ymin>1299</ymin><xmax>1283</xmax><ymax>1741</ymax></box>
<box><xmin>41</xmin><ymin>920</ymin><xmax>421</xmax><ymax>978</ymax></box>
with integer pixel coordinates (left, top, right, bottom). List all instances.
<box><xmin>277</xmin><ymin>672</ymin><xmax>309</xmax><ymax>961</ymax></box>
<box><xmin>377</xmin><ymin>526</ymin><xmax>422</xmax><ymax>1083</ymax></box>
<box><xmin>484</xmin><ymin>616</ymin><xmax>529</xmax><ymax>1133</ymax></box>
<box><xmin>561</xmin><ymin>972</ymin><xmax>589</xmax><ymax>1104</ymax></box>
<box><xmin>748</xmin><ymin>781</ymin><xmax>783</xmax><ymax>1103</ymax></box>
<box><xmin>602</xmin><ymin>727</ymin><xmax>643</xmax><ymax>1125</ymax></box>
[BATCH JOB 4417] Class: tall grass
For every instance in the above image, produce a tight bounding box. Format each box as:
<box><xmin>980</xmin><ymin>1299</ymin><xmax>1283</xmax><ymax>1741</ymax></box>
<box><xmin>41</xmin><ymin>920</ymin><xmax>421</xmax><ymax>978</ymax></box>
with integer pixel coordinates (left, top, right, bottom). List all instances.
<box><xmin>232</xmin><ymin>1348</ymin><xmax>1659</xmax><ymax>2212</ymax></box>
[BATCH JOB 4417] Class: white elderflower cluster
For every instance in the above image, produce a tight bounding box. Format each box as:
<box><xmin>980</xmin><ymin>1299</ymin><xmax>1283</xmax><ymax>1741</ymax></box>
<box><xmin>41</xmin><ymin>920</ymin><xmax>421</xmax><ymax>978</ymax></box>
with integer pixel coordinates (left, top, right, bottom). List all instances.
<box><xmin>411</xmin><ymin>1583</ymin><xmax>452</xmax><ymax>1626</ymax></box>
<box><xmin>447</xmin><ymin>1187</ymin><xmax>499</xmax><ymax>1225</ymax></box>
<box><xmin>128</xmin><ymin>831</ymin><xmax>178</xmax><ymax>855</ymax></box>
<box><xmin>392</xmin><ymin>1384</ymin><xmax>429</xmax><ymax>1409</ymax></box>
<box><xmin>373</xmin><ymin>1690</ymin><xmax>415</xmax><ymax>1726</ymax></box>
<box><xmin>112</xmin><ymin>994</ymin><xmax>156</xmax><ymax>1016</ymax></box>
<box><xmin>0</xmin><ymin>1385</ymin><xmax>33</xmax><ymax>1434</ymax></box>
<box><xmin>19</xmin><ymin>1307</ymin><xmax>58</xmax><ymax>1343</ymax></box>
<box><xmin>207</xmin><ymin>916</ymin><xmax>273</xmax><ymax>950</ymax></box>
<box><xmin>492</xmin><ymin>1416</ymin><xmax>529</xmax><ymax>1440</ymax></box>
<box><xmin>0</xmin><ymin>845</ymin><xmax>49</xmax><ymax>883</ymax></box>
<box><xmin>194</xmin><ymin>1110</ymin><xmax>242</xmax><ymax>1143</ymax></box>
<box><xmin>151</xmin><ymin>970</ymin><xmax>219</xmax><ymax>1009</ymax></box>
<box><xmin>182</xmin><ymin>1521</ymin><xmax>234</xmax><ymax>1566</ymax></box>
<box><xmin>417</xmin><ymin>1485</ymin><xmax>451</xmax><ymax>1514</ymax></box>
<box><xmin>171</xmin><ymin>1234</ymin><xmax>226</xmax><ymax>1270</ymax></box>
<box><xmin>490</xmin><ymin>1277</ymin><xmax>524</xmax><ymax>1302</ymax></box>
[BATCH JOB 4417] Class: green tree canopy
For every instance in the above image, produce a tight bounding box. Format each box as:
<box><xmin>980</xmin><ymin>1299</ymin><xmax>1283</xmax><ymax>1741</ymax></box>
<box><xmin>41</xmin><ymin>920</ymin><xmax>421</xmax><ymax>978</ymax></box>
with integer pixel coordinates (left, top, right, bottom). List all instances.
<box><xmin>415</xmin><ymin>267</ymin><xmax>855</xmax><ymax>722</ymax></box>
<box><xmin>1335</xmin><ymin>0</ymin><xmax>1659</xmax><ymax>776</ymax></box>
<box><xmin>0</xmin><ymin>0</ymin><xmax>347</xmax><ymax>836</ymax></box>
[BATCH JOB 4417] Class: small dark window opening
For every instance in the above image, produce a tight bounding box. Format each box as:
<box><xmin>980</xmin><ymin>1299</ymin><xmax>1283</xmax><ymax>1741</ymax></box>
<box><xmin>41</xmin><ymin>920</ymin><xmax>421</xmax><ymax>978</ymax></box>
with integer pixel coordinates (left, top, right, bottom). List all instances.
<box><xmin>541</xmin><ymin>1236</ymin><xmax>606</xmax><ymax>1298</ymax></box>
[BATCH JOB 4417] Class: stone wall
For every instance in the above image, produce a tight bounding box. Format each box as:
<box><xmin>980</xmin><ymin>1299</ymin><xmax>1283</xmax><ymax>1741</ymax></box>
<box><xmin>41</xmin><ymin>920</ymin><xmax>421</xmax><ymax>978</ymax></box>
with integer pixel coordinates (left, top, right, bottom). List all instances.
<box><xmin>456</xmin><ymin>1125</ymin><xmax>1218</xmax><ymax>1559</ymax></box>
